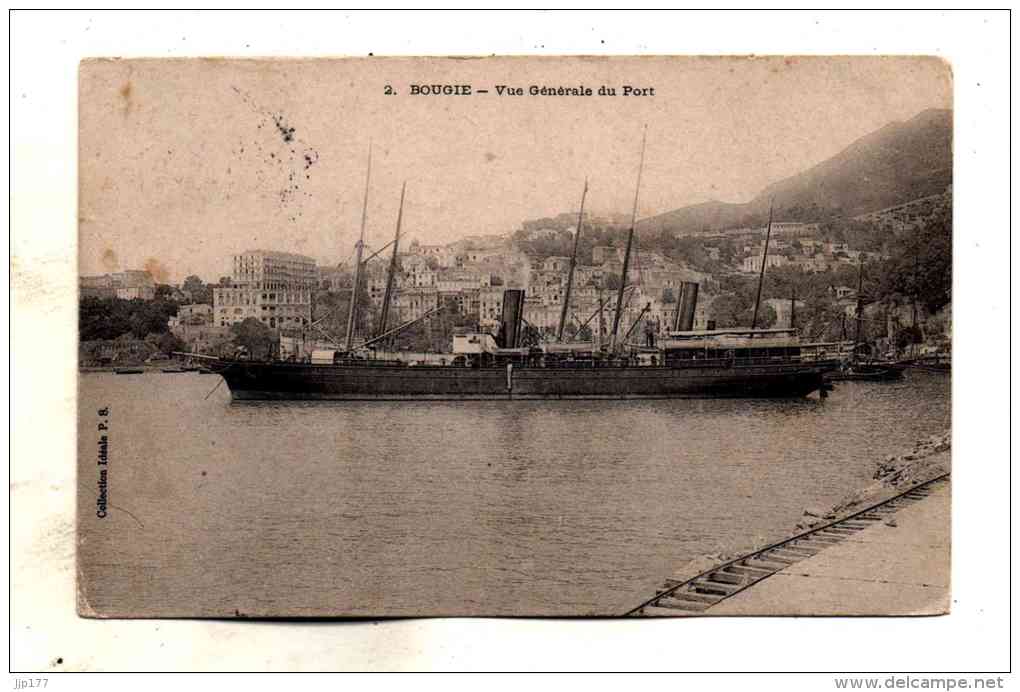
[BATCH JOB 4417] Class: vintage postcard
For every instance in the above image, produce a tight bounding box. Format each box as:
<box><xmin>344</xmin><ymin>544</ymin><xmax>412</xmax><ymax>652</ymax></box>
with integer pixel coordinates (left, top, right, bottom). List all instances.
<box><xmin>77</xmin><ymin>56</ymin><xmax>952</xmax><ymax>617</ymax></box>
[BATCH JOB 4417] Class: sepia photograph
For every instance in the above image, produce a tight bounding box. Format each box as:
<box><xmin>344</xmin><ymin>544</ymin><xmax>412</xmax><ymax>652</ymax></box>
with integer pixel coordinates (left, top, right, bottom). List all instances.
<box><xmin>74</xmin><ymin>55</ymin><xmax>955</xmax><ymax>619</ymax></box>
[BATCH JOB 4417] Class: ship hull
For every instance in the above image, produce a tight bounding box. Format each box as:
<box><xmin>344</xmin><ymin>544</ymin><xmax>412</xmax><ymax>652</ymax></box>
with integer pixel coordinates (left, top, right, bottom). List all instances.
<box><xmin>218</xmin><ymin>360</ymin><xmax>835</xmax><ymax>401</ymax></box>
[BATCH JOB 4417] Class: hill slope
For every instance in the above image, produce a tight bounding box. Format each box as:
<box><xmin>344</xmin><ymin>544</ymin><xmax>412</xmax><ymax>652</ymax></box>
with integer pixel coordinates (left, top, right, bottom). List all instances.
<box><xmin>638</xmin><ymin>108</ymin><xmax>952</xmax><ymax>235</ymax></box>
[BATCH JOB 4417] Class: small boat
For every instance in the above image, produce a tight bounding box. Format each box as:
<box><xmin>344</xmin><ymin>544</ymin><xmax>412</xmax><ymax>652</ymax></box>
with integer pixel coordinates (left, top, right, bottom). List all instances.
<box><xmin>114</xmin><ymin>368</ymin><xmax>144</xmax><ymax>375</ymax></box>
<box><xmin>825</xmin><ymin>258</ymin><xmax>907</xmax><ymax>383</ymax></box>
<box><xmin>826</xmin><ymin>361</ymin><xmax>906</xmax><ymax>382</ymax></box>
<box><xmin>899</xmin><ymin>354</ymin><xmax>951</xmax><ymax>373</ymax></box>
<box><xmin>160</xmin><ymin>368</ymin><xmax>186</xmax><ymax>374</ymax></box>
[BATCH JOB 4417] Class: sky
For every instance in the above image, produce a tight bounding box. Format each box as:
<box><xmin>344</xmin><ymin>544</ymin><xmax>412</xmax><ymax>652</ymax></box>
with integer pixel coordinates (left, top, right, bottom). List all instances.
<box><xmin>78</xmin><ymin>56</ymin><xmax>952</xmax><ymax>283</ymax></box>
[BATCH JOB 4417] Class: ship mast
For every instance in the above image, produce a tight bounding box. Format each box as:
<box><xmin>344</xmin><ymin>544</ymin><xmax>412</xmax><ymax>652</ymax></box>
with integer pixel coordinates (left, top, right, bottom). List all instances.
<box><xmin>377</xmin><ymin>181</ymin><xmax>406</xmax><ymax>339</ymax></box>
<box><xmin>610</xmin><ymin>126</ymin><xmax>647</xmax><ymax>352</ymax></box>
<box><xmin>345</xmin><ymin>144</ymin><xmax>372</xmax><ymax>351</ymax></box>
<box><xmin>750</xmin><ymin>199</ymin><xmax>774</xmax><ymax>330</ymax></box>
<box><xmin>557</xmin><ymin>178</ymin><xmax>588</xmax><ymax>342</ymax></box>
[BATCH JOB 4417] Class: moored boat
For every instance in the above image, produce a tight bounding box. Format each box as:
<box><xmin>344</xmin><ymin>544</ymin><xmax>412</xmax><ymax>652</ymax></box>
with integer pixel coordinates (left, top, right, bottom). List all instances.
<box><xmin>898</xmin><ymin>354</ymin><xmax>951</xmax><ymax>373</ymax></box>
<box><xmin>192</xmin><ymin>288</ymin><xmax>838</xmax><ymax>401</ymax></box>
<box><xmin>185</xmin><ymin>131</ymin><xmax>838</xmax><ymax>402</ymax></box>
<box><xmin>826</xmin><ymin>361</ymin><xmax>906</xmax><ymax>382</ymax></box>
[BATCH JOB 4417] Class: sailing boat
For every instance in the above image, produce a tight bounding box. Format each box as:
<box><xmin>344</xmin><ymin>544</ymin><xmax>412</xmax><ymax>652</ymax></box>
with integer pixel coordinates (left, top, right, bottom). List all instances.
<box><xmin>195</xmin><ymin>133</ymin><xmax>839</xmax><ymax>400</ymax></box>
<box><xmin>826</xmin><ymin>255</ymin><xmax>905</xmax><ymax>382</ymax></box>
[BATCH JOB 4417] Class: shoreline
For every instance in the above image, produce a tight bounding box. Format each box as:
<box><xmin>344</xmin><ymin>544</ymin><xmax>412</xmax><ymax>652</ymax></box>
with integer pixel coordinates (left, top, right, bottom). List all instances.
<box><xmin>645</xmin><ymin>430</ymin><xmax>951</xmax><ymax>596</ymax></box>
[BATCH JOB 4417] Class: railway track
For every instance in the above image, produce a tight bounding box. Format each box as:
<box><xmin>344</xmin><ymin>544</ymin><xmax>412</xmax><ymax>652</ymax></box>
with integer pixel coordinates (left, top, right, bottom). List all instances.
<box><xmin>626</xmin><ymin>472</ymin><xmax>950</xmax><ymax>616</ymax></box>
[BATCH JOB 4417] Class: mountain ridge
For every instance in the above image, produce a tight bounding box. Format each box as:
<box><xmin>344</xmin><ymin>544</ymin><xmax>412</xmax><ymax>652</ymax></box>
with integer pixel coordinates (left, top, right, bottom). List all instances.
<box><xmin>637</xmin><ymin>108</ymin><xmax>952</xmax><ymax>235</ymax></box>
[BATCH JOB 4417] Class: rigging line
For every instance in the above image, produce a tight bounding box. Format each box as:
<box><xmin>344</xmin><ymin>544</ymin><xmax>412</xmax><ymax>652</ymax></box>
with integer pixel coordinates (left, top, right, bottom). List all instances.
<box><xmin>312</xmin><ymin>320</ymin><xmax>342</xmax><ymax>347</ymax></box>
<box><xmin>335</xmin><ymin>245</ymin><xmax>357</xmax><ymax>272</ymax></box>
<box><xmin>610</xmin><ymin>125</ymin><xmax>647</xmax><ymax>351</ymax></box>
<box><xmin>345</xmin><ymin>142</ymin><xmax>372</xmax><ymax>351</ymax></box>
<box><xmin>203</xmin><ymin>374</ymin><xmax>226</xmax><ymax>400</ymax></box>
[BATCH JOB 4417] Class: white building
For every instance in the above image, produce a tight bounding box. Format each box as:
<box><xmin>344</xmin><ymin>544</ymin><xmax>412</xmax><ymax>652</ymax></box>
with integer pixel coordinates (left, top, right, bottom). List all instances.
<box><xmin>542</xmin><ymin>256</ymin><xmax>571</xmax><ymax>273</ymax></box>
<box><xmin>394</xmin><ymin>287</ymin><xmax>440</xmax><ymax>323</ymax></box>
<box><xmin>112</xmin><ymin>270</ymin><xmax>157</xmax><ymax>300</ymax></box>
<box><xmin>171</xmin><ymin>303</ymin><xmax>213</xmax><ymax>326</ymax></box>
<box><xmin>741</xmin><ymin>254</ymin><xmax>789</xmax><ymax>273</ymax></box>
<box><xmin>478</xmin><ymin>287</ymin><xmax>505</xmax><ymax>329</ymax></box>
<box><xmin>213</xmin><ymin>250</ymin><xmax>316</xmax><ymax>329</ymax></box>
<box><xmin>408</xmin><ymin>240</ymin><xmax>458</xmax><ymax>268</ymax></box>
<box><xmin>80</xmin><ymin>271</ymin><xmax>157</xmax><ymax>300</ymax></box>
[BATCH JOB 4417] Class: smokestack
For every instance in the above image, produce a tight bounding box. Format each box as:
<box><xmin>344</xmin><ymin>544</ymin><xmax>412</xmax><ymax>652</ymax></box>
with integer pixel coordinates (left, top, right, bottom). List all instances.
<box><xmin>673</xmin><ymin>281</ymin><xmax>700</xmax><ymax>331</ymax></box>
<box><xmin>498</xmin><ymin>289</ymin><xmax>526</xmax><ymax>348</ymax></box>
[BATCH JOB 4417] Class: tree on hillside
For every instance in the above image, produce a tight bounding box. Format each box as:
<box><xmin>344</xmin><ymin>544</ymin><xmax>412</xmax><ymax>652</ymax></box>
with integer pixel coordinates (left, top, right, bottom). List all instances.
<box><xmin>182</xmin><ymin>275</ymin><xmax>213</xmax><ymax>304</ymax></box>
<box><xmin>231</xmin><ymin>318</ymin><xmax>276</xmax><ymax>359</ymax></box>
<box><xmin>80</xmin><ymin>296</ymin><xmax>133</xmax><ymax>341</ymax></box>
<box><xmin>801</xmin><ymin>297</ymin><xmax>850</xmax><ymax>342</ymax></box>
<box><xmin>710</xmin><ymin>293</ymin><xmax>776</xmax><ymax>329</ymax></box>
<box><xmin>79</xmin><ymin>296</ymin><xmax>179</xmax><ymax>341</ymax></box>
<box><xmin>157</xmin><ymin>331</ymin><xmax>186</xmax><ymax>356</ymax></box>
<box><xmin>155</xmin><ymin>284</ymin><xmax>178</xmax><ymax>301</ymax></box>
<box><xmin>877</xmin><ymin>209</ymin><xmax>951</xmax><ymax>314</ymax></box>
<box><xmin>762</xmin><ymin>265</ymin><xmax>813</xmax><ymax>303</ymax></box>
<box><xmin>128</xmin><ymin>299</ymin><xmax>179</xmax><ymax>338</ymax></box>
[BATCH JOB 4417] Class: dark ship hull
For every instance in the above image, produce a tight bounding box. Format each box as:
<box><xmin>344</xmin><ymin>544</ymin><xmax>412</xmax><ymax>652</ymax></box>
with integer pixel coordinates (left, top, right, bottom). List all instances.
<box><xmin>216</xmin><ymin>359</ymin><xmax>835</xmax><ymax>401</ymax></box>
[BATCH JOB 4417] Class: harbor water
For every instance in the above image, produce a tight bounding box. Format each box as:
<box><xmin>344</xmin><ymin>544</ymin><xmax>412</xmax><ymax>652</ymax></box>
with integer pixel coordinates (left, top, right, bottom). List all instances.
<box><xmin>77</xmin><ymin>370</ymin><xmax>950</xmax><ymax>616</ymax></box>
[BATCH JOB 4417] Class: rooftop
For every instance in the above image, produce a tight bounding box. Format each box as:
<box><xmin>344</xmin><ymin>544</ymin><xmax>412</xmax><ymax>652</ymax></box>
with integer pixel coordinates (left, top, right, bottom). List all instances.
<box><xmin>239</xmin><ymin>249</ymin><xmax>316</xmax><ymax>263</ymax></box>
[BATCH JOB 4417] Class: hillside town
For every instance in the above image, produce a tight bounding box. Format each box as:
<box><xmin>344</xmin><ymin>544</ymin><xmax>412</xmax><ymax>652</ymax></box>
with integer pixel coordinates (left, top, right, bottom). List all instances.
<box><xmin>78</xmin><ymin>190</ymin><xmax>952</xmax><ymax>368</ymax></box>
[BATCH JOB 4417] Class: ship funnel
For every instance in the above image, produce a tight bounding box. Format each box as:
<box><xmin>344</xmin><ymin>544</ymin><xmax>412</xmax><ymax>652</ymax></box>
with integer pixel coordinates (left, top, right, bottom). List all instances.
<box><xmin>673</xmin><ymin>281</ymin><xmax>700</xmax><ymax>331</ymax></box>
<box><xmin>498</xmin><ymin>289</ymin><xmax>526</xmax><ymax>348</ymax></box>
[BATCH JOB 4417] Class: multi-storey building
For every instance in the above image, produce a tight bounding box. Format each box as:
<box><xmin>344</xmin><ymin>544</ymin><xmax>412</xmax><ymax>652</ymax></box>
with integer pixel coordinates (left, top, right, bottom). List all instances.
<box><xmin>407</xmin><ymin>240</ymin><xmax>459</xmax><ymax>268</ymax></box>
<box><xmin>80</xmin><ymin>274</ymin><xmax>117</xmax><ymax>300</ymax></box>
<box><xmin>542</xmin><ymin>256</ymin><xmax>571</xmax><ymax>273</ymax></box>
<box><xmin>436</xmin><ymin>269</ymin><xmax>490</xmax><ymax>292</ymax></box>
<box><xmin>213</xmin><ymin>250</ymin><xmax>316</xmax><ymax>329</ymax></box>
<box><xmin>80</xmin><ymin>270</ymin><xmax>157</xmax><ymax>300</ymax></box>
<box><xmin>478</xmin><ymin>288</ymin><xmax>505</xmax><ymax>329</ymax></box>
<box><xmin>317</xmin><ymin>265</ymin><xmax>346</xmax><ymax>292</ymax></box>
<box><xmin>741</xmin><ymin>254</ymin><xmax>789</xmax><ymax>273</ymax></box>
<box><xmin>592</xmin><ymin>245</ymin><xmax>624</xmax><ymax>265</ymax></box>
<box><xmin>394</xmin><ymin>287</ymin><xmax>440</xmax><ymax>323</ymax></box>
<box><xmin>397</xmin><ymin>254</ymin><xmax>438</xmax><ymax>288</ymax></box>
<box><xmin>111</xmin><ymin>270</ymin><xmax>157</xmax><ymax>300</ymax></box>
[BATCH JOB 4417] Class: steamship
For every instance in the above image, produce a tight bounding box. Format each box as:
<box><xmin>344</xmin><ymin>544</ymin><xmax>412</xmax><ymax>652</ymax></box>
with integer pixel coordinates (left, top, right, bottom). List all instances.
<box><xmin>193</xmin><ymin>136</ymin><xmax>840</xmax><ymax>401</ymax></box>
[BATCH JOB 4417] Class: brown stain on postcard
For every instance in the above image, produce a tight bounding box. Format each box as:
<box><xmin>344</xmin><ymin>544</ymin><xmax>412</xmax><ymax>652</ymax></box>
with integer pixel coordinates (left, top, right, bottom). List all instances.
<box><xmin>119</xmin><ymin>81</ymin><xmax>133</xmax><ymax>117</ymax></box>
<box><xmin>143</xmin><ymin>257</ymin><xmax>169</xmax><ymax>283</ymax></box>
<box><xmin>100</xmin><ymin>248</ymin><xmax>118</xmax><ymax>272</ymax></box>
